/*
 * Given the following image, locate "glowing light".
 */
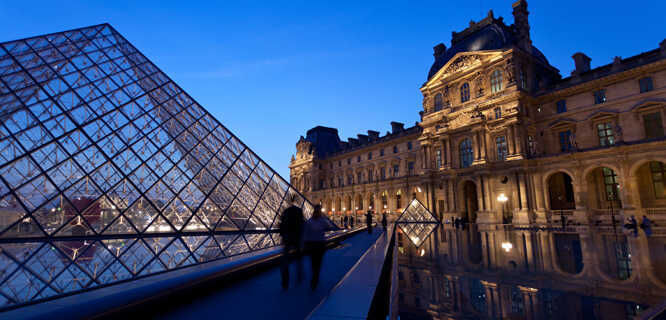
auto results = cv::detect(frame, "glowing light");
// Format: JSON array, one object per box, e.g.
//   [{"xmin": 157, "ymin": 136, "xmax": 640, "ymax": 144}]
[
  {"xmin": 417, "ymin": 187, "xmax": 422, "ymax": 193},
  {"xmin": 501, "ymin": 241, "xmax": 513, "ymax": 252},
  {"xmin": 497, "ymin": 193, "xmax": 508, "ymax": 203},
  {"xmin": 420, "ymin": 249, "xmax": 425, "ymax": 256}
]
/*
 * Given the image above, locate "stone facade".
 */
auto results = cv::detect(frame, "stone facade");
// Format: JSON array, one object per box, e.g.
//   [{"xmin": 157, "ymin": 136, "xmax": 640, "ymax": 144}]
[{"xmin": 290, "ymin": 0, "xmax": 666, "ymax": 229}]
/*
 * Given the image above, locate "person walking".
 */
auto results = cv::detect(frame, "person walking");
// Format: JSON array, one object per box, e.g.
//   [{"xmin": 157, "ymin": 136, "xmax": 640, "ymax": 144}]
[
  {"xmin": 381, "ymin": 212, "xmax": 387, "ymax": 229},
  {"xmin": 344, "ymin": 215, "xmax": 349, "ymax": 229},
  {"xmin": 278, "ymin": 194, "xmax": 305, "ymax": 290},
  {"xmin": 366, "ymin": 210, "xmax": 373, "ymax": 234},
  {"xmin": 304, "ymin": 204, "xmax": 339, "ymax": 290},
  {"xmin": 640, "ymin": 215, "xmax": 653, "ymax": 237}
]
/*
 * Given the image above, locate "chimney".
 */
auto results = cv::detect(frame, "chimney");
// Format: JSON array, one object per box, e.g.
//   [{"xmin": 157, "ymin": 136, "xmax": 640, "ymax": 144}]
[
  {"xmin": 572, "ymin": 52, "xmax": 591, "ymax": 75},
  {"xmin": 367, "ymin": 130, "xmax": 380, "ymax": 140},
  {"xmin": 433, "ymin": 43, "xmax": 446, "ymax": 57},
  {"xmin": 512, "ymin": 0, "xmax": 531, "ymax": 50},
  {"xmin": 390, "ymin": 121, "xmax": 405, "ymax": 134},
  {"xmin": 348, "ymin": 138, "xmax": 359, "ymax": 147},
  {"xmin": 357, "ymin": 134, "xmax": 369, "ymax": 144}
]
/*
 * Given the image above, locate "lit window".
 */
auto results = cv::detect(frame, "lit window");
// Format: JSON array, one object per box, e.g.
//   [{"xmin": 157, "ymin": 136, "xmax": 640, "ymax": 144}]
[
  {"xmin": 639, "ymin": 77, "xmax": 654, "ymax": 93},
  {"xmin": 597, "ymin": 122, "xmax": 615, "ymax": 146},
  {"xmin": 643, "ymin": 112, "xmax": 664, "ymax": 139},
  {"xmin": 602, "ymin": 167, "xmax": 619, "ymax": 200},
  {"xmin": 594, "ymin": 89, "xmax": 607, "ymax": 104},
  {"xmin": 556, "ymin": 100, "xmax": 566, "ymax": 113},
  {"xmin": 434, "ymin": 93, "xmax": 443, "ymax": 111},
  {"xmin": 436, "ymin": 149, "xmax": 442, "ymax": 168},
  {"xmin": 490, "ymin": 69, "xmax": 503, "ymax": 93},
  {"xmin": 496, "ymin": 136, "xmax": 508, "ymax": 161},
  {"xmin": 559, "ymin": 130, "xmax": 573, "ymax": 152},
  {"xmin": 650, "ymin": 161, "xmax": 666, "ymax": 198},
  {"xmin": 460, "ymin": 83, "xmax": 470, "ymax": 103},
  {"xmin": 494, "ymin": 107, "xmax": 502, "ymax": 119},
  {"xmin": 459, "ymin": 138, "xmax": 473, "ymax": 168}
]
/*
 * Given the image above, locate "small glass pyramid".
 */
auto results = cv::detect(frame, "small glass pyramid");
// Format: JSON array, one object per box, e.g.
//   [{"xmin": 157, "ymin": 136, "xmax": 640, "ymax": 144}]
[
  {"xmin": 396, "ymin": 199, "xmax": 438, "ymax": 247},
  {"xmin": 0, "ymin": 23, "xmax": 312, "ymax": 310}
]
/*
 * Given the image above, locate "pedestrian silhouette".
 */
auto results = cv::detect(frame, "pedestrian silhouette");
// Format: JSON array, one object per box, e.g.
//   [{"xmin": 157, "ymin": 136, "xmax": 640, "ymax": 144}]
[
  {"xmin": 640, "ymin": 215, "xmax": 653, "ymax": 237},
  {"xmin": 366, "ymin": 210, "xmax": 373, "ymax": 234},
  {"xmin": 382, "ymin": 212, "xmax": 387, "ymax": 229},
  {"xmin": 344, "ymin": 215, "xmax": 349, "ymax": 228},
  {"xmin": 304, "ymin": 204, "xmax": 339, "ymax": 290},
  {"xmin": 278, "ymin": 194, "xmax": 305, "ymax": 290}
]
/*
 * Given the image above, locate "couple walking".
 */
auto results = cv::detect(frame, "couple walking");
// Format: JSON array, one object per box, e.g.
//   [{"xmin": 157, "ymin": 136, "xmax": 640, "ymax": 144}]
[{"xmin": 279, "ymin": 195, "xmax": 338, "ymax": 290}]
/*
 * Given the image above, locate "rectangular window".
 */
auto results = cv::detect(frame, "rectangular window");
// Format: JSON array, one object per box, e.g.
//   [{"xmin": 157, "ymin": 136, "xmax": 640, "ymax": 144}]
[
  {"xmin": 496, "ymin": 136, "xmax": 508, "ymax": 160},
  {"xmin": 602, "ymin": 167, "xmax": 619, "ymax": 201},
  {"xmin": 644, "ymin": 112, "xmax": 664, "ymax": 139},
  {"xmin": 380, "ymin": 148, "xmax": 384, "ymax": 156},
  {"xmin": 347, "ymin": 175, "xmax": 353, "ymax": 185},
  {"xmin": 408, "ymin": 161, "xmax": 415, "ymax": 175},
  {"xmin": 380, "ymin": 167, "xmax": 386, "ymax": 180},
  {"xmin": 357, "ymin": 156, "xmax": 360, "ymax": 163},
  {"xmin": 597, "ymin": 122, "xmax": 615, "ymax": 146},
  {"xmin": 347, "ymin": 158, "xmax": 351, "ymax": 165},
  {"xmin": 368, "ymin": 152, "xmax": 372, "ymax": 160},
  {"xmin": 368, "ymin": 169, "xmax": 373, "ymax": 182},
  {"xmin": 556, "ymin": 99, "xmax": 567, "ymax": 113},
  {"xmin": 594, "ymin": 89, "xmax": 607, "ymax": 104},
  {"xmin": 393, "ymin": 165, "xmax": 399, "ymax": 177},
  {"xmin": 494, "ymin": 107, "xmax": 502, "ymax": 119},
  {"xmin": 407, "ymin": 141, "xmax": 413, "ymax": 150},
  {"xmin": 528, "ymin": 135, "xmax": 535, "ymax": 156},
  {"xmin": 650, "ymin": 162, "xmax": 666, "ymax": 199},
  {"xmin": 559, "ymin": 130, "xmax": 573, "ymax": 152},
  {"xmin": 338, "ymin": 161, "xmax": 341, "ymax": 167},
  {"xmin": 393, "ymin": 145, "xmax": 398, "ymax": 153},
  {"xmin": 436, "ymin": 149, "xmax": 442, "ymax": 168},
  {"xmin": 639, "ymin": 77, "xmax": 654, "ymax": 93},
  {"xmin": 357, "ymin": 172, "xmax": 362, "ymax": 184}
]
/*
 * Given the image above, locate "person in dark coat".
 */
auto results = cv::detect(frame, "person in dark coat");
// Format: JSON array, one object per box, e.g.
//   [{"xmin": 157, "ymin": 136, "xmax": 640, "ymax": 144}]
[
  {"xmin": 381, "ymin": 212, "xmax": 387, "ymax": 229},
  {"xmin": 344, "ymin": 215, "xmax": 349, "ymax": 228},
  {"xmin": 303, "ymin": 204, "xmax": 339, "ymax": 290},
  {"xmin": 640, "ymin": 215, "xmax": 652, "ymax": 237},
  {"xmin": 366, "ymin": 210, "xmax": 373, "ymax": 234},
  {"xmin": 278, "ymin": 195, "xmax": 305, "ymax": 290},
  {"xmin": 350, "ymin": 215, "xmax": 354, "ymax": 228}
]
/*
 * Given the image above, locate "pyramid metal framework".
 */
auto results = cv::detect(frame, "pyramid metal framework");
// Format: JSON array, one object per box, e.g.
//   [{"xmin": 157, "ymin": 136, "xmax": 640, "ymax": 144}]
[
  {"xmin": 0, "ymin": 23, "xmax": 313, "ymax": 310},
  {"xmin": 396, "ymin": 199, "xmax": 439, "ymax": 247}
]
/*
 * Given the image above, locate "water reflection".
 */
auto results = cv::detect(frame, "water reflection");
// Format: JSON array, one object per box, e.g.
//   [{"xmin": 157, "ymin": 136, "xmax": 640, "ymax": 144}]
[{"xmin": 397, "ymin": 224, "xmax": 663, "ymax": 319}]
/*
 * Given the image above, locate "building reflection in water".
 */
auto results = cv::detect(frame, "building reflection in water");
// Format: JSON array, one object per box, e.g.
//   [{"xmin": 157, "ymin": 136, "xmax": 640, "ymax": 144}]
[{"xmin": 397, "ymin": 224, "xmax": 663, "ymax": 319}]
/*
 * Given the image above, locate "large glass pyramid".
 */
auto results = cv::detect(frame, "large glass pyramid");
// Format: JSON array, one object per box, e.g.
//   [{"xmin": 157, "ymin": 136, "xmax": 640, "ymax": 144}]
[
  {"xmin": 0, "ymin": 23, "xmax": 312, "ymax": 310},
  {"xmin": 396, "ymin": 199, "xmax": 438, "ymax": 247}
]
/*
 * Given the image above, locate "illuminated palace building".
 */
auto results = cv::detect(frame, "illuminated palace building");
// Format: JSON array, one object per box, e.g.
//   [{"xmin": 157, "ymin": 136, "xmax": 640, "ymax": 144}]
[{"xmin": 290, "ymin": 0, "xmax": 666, "ymax": 228}]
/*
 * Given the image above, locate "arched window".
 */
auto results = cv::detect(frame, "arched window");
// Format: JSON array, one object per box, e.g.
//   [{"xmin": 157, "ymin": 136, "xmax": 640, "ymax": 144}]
[
  {"xmin": 459, "ymin": 138, "xmax": 474, "ymax": 168},
  {"xmin": 460, "ymin": 83, "xmax": 470, "ymax": 103},
  {"xmin": 490, "ymin": 69, "xmax": 503, "ymax": 93},
  {"xmin": 434, "ymin": 93, "xmax": 443, "ymax": 111}
]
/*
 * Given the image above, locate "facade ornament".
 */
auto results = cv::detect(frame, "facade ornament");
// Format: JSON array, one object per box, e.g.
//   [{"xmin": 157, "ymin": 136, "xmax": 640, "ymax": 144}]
[
  {"xmin": 444, "ymin": 54, "xmax": 482, "ymax": 74},
  {"xmin": 474, "ymin": 72, "xmax": 485, "ymax": 97},
  {"xmin": 505, "ymin": 58, "xmax": 516, "ymax": 83}
]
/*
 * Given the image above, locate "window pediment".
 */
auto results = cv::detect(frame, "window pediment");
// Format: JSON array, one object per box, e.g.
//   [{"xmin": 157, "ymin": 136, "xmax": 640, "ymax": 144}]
[{"xmin": 548, "ymin": 118, "xmax": 577, "ymax": 130}]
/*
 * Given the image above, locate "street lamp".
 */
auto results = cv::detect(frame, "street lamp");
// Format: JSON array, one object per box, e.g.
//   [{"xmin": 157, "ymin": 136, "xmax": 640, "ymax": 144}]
[{"xmin": 497, "ymin": 193, "xmax": 508, "ymax": 224}]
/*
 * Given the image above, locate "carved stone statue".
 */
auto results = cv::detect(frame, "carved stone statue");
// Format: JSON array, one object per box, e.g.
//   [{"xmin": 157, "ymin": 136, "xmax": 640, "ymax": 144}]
[{"xmin": 505, "ymin": 58, "xmax": 515, "ymax": 83}]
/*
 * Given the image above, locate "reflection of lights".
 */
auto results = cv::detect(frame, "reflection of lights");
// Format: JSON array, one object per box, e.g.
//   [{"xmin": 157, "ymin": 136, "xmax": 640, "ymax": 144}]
[
  {"xmin": 322, "ymin": 207, "xmax": 326, "ymax": 211},
  {"xmin": 501, "ymin": 241, "xmax": 513, "ymax": 252},
  {"xmin": 497, "ymin": 193, "xmax": 508, "ymax": 203},
  {"xmin": 411, "ymin": 236, "xmax": 420, "ymax": 244},
  {"xmin": 420, "ymin": 249, "xmax": 425, "ymax": 256},
  {"xmin": 355, "ymin": 207, "xmax": 358, "ymax": 210},
  {"xmin": 417, "ymin": 187, "xmax": 422, "ymax": 193},
  {"xmin": 369, "ymin": 205, "xmax": 373, "ymax": 209},
  {"xmin": 332, "ymin": 208, "xmax": 335, "ymax": 212},
  {"xmin": 383, "ymin": 205, "xmax": 387, "ymax": 209}
]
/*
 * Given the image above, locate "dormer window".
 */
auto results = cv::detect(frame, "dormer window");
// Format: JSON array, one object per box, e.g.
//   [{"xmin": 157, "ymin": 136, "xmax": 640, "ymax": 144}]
[
  {"xmin": 490, "ymin": 69, "xmax": 503, "ymax": 93},
  {"xmin": 460, "ymin": 83, "xmax": 470, "ymax": 103},
  {"xmin": 434, "ymin": 93, "xmax": 443, "ymax": 111},
  {"xmin": 594, "ymin": 89, "xmax": 606, "ymax": 104}
]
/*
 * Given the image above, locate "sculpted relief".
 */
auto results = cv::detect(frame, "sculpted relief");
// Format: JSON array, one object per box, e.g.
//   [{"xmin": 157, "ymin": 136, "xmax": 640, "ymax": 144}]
[{"xmin": 443, "ymin": 54, "xmax": 482, "ymax": 75}]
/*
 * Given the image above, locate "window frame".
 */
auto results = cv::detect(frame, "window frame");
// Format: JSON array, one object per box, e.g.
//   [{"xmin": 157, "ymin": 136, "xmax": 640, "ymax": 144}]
[
  {"xmin": 434, "ymin": 93, "xmax": 443, "ymax": 111},
  {"xmin": 558, "ymin": 129, "xmax": 573, "ymax": 152},
  {"xmin": 642, "ymin": 111, "xmax": 664, "ymax": 139},
  {"xmin": 494, "ymin": 107, "xmax": 502, "ymax": 120},
  {"xmin": 459, "ymin": 138, "xmax": 474, "ymax": 168},
  {"xmin": 556, "ymin": 99, "xmax": 567, "ymax": 113},
  {"xmin": 490, "ymin": 69, "xmax": 503, "ymax": 94},
  {"xmin": 639, "ymin": 77, "xmax": 654, "ymax": 93},
  {"xmin": 460, "ymin": 82, "xmax": 470, "ymax": 103},
  {"xmin": 496, "ymin": 135, "xmax": 508, "ymax": 161},
  {"xmin": 596, "ymin": 121, "xmax": 615, "ymax": 146},
  {"xmin": 594, "ymin": 89, "xmax": 607, "ymax": 104}
]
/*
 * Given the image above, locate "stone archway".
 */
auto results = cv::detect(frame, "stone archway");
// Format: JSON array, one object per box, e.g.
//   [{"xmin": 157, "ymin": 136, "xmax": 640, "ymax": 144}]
[
  {"xmin": 554, "ymin": 233, "xmax": 584, "ymax": 274},
  {"xmin": 462, "ymin": 180, "xmax": 478, "ymax": 223},
  {"xmin": 585, "ymin": 166, "xmax": 621, "ymax": 210},
  {"xmin": 633, "ymin": 160, "xmax": 666, "ymax": 209},
  {"xmin": 547, "ymin": 172, "xmax": 576, "ymax": 210}
]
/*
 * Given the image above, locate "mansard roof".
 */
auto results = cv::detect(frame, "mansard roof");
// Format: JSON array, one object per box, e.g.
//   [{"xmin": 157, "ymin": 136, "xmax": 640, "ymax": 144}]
[{"xmin": 426, "ymin": 11, "xmax": 549, "ymax": 81}]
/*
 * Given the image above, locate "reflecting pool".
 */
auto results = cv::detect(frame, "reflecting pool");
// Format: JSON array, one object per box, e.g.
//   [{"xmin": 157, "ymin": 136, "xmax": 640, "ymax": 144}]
[{"xmin": 396, "ymin": 224, "xmax": 664, "ymax": 319}]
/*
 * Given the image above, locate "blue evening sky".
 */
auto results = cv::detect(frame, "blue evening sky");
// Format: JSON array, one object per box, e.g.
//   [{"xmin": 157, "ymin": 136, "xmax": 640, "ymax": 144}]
[{"xmin": 1, "ymin": 1, "xmax": 663, "ymax": 179}]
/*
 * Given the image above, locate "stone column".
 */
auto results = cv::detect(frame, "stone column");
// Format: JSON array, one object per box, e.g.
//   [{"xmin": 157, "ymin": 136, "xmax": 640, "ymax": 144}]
[
  {"xmin": 513, "ymin": 124, "xmax": 523, "ymax": 155},
  {"xmin": 532, "ymin": 172, "xmax": 548, "ymax": 224},
  {"xmin": 472, "ymin": 133, "xmax": 480, "ymax": 161},
  {"xmin": 449, "ymin": 179, "xmax": 456, "ymax": 212},
  {"xmin": 479, "ymin": 131, "xmax": 487, "ymax": 160},
  {"xmin": 514, "ymin": 172, "xmax": 531, "ymax": 225},
  {"xmin": 445, "ymin": 138, "xmax": 452, "ymax": 167},
  {"xmin": 481, "ymin": 281, "xmax": 501, "ymax": 319},
  {"xmin": 518, "ymin": 286, "xmax": 540, "ymax": 320},
  {"xmin": 507, "ymin": 125, "xmax": 515, "ymax": 155}
]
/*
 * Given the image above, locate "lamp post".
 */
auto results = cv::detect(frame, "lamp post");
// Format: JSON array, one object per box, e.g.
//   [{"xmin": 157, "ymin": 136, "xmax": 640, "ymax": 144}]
[{"xmin": 497, "ymin": 193, "xmax": 508, "ymax": 224}]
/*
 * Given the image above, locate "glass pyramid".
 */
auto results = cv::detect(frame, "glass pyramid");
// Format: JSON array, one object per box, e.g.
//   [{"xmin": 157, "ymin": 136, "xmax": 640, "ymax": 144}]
[
  {"xmin": 396, "ymin": 199, "xmax": 438, "ymax": 247},
  {"xmin": 0, "ymin": 23, "xmax": 312, "ymax": 310}
]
